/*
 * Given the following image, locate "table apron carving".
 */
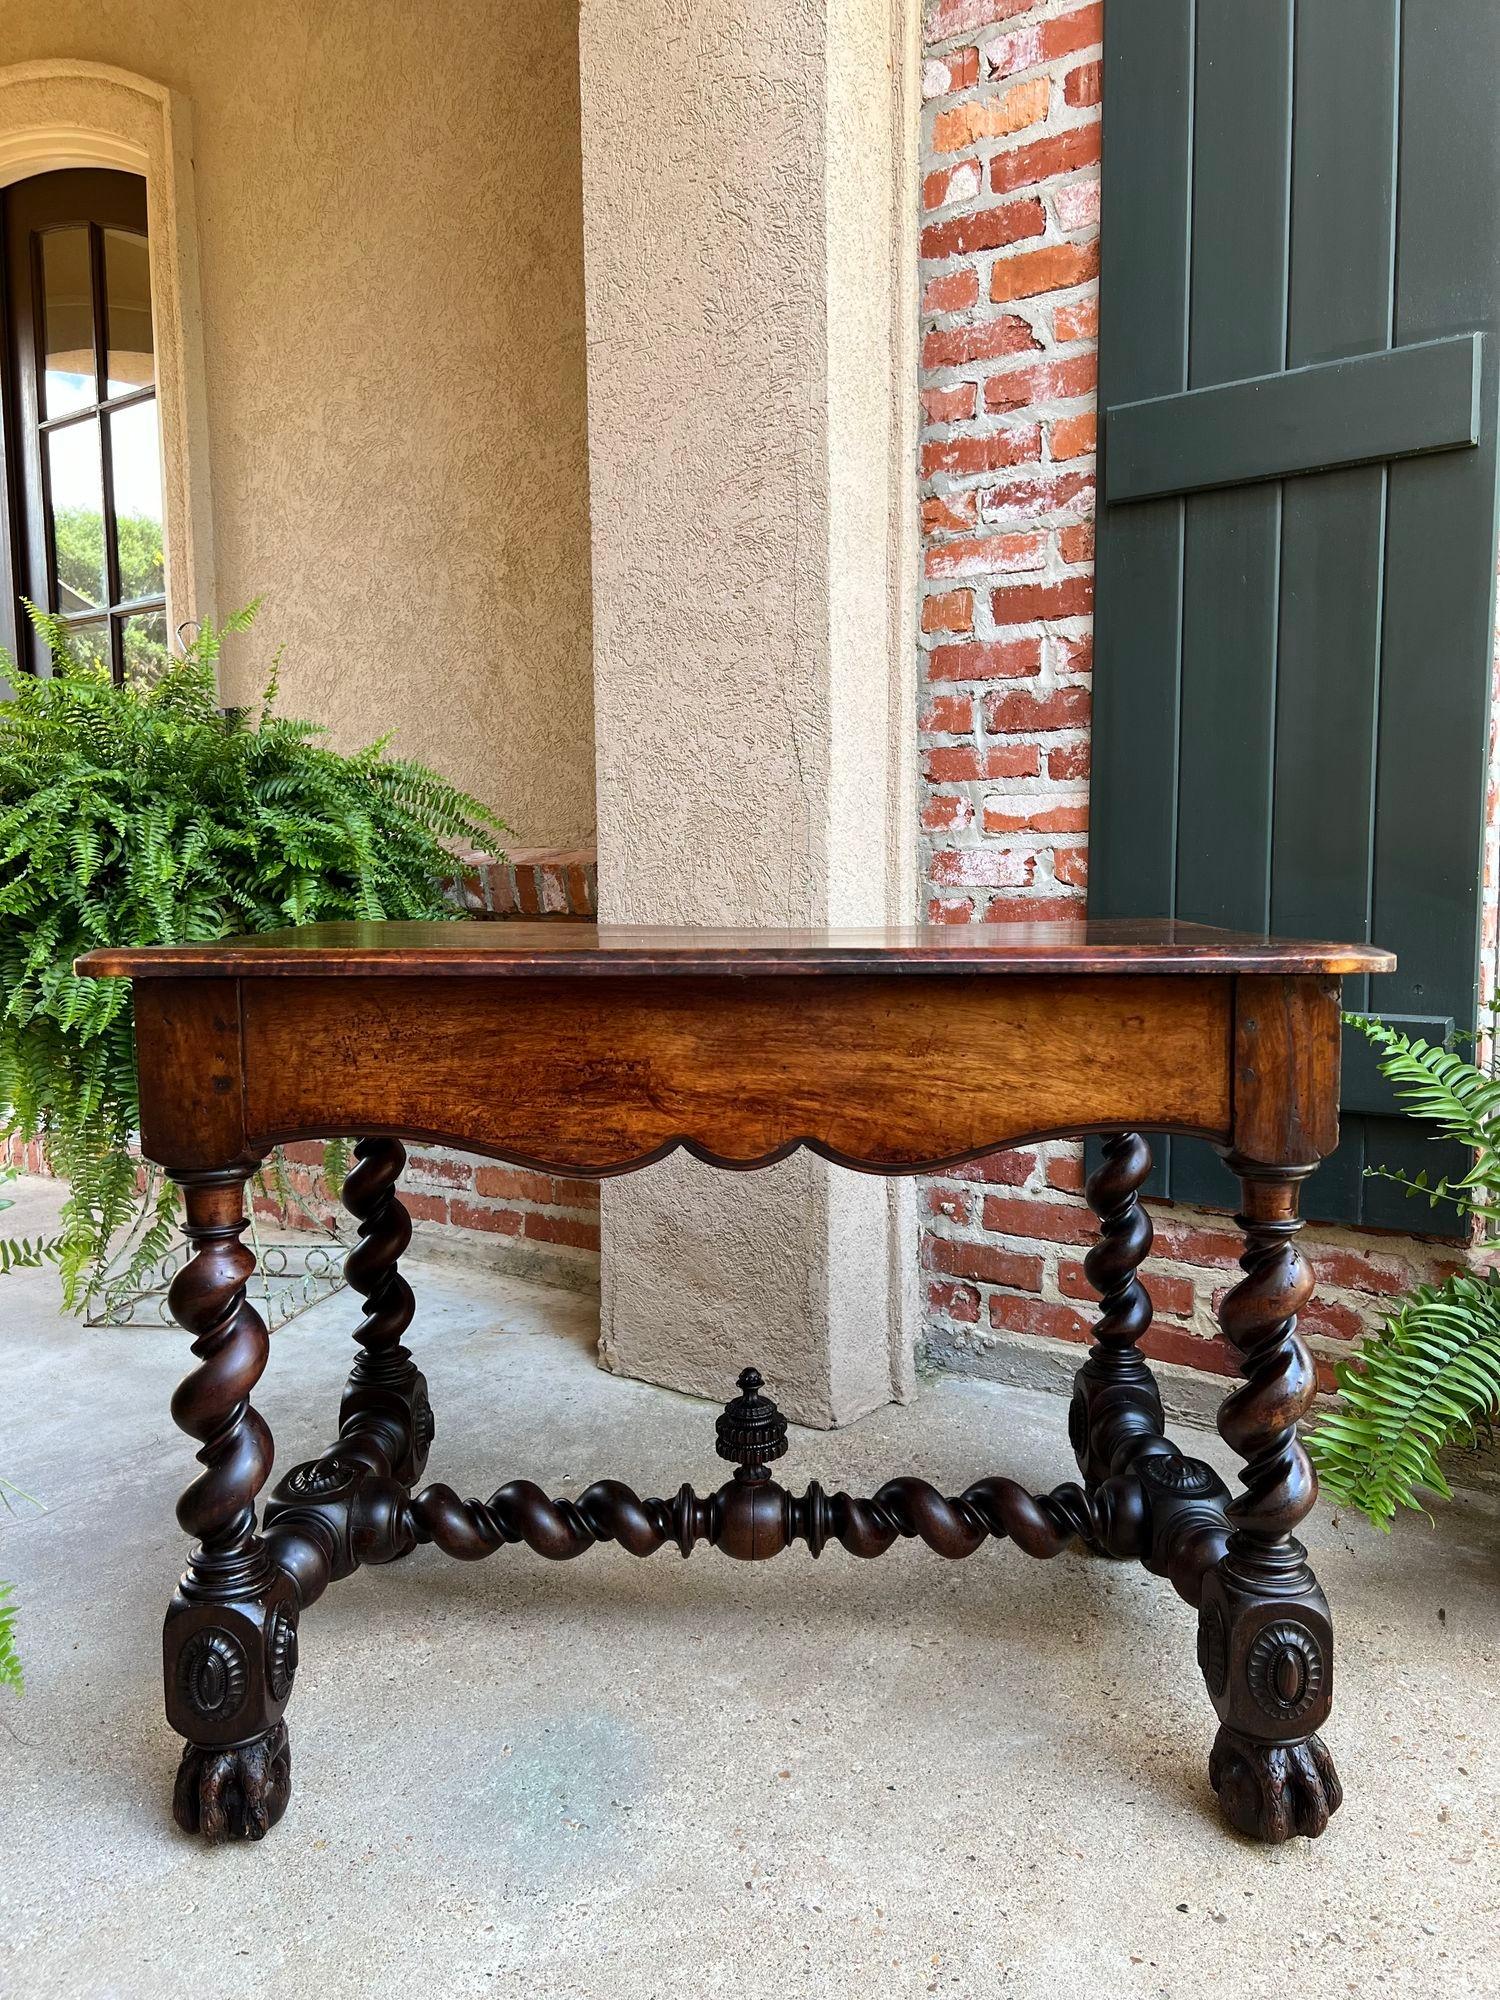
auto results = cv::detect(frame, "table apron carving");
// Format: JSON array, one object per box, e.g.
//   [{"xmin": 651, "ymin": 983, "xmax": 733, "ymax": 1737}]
[
  {"xmin": 132, "ymin": 969, "xmax": 1342, "ymax": 1178},
  {"xmin": 77, "ymin": 921, "xmax": 1389, "ymax": 1851}
]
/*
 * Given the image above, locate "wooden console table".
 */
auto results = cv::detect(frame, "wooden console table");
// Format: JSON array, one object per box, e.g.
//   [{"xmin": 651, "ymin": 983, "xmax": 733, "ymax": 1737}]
[{"xmin": 77, "ymin": 918, "xmax": 1393, "ymax": 1848}]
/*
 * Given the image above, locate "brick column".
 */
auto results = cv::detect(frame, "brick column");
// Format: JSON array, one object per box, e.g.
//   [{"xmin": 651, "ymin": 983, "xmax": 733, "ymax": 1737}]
[{"xmin": 578, "ymin": 0, "xmax": 922, "ymax": 1426}]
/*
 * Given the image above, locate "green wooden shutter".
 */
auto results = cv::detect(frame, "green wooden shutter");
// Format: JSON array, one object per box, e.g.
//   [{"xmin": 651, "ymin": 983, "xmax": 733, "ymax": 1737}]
[{"xmin": 1089, "ymin": 0, "xmax": 1500, "ymax": 1229}]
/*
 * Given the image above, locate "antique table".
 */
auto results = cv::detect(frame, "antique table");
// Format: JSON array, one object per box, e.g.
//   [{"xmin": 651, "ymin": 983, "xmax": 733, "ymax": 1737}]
[{"xmin": 77, "ymin": 917, "xmax": 1394, "ymax": 1847}]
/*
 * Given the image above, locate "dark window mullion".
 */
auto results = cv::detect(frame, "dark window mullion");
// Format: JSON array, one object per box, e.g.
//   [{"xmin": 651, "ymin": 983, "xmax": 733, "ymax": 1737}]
[
  {"xmin": 39, "ymin": 383, "xmax": 155, "ymax": 431},
  {"xmin": 89, "ymin": 219, "xmax": 107, "ymax": 407},
  {"xmin": 99, "ymin": 409, "xmax": 123, "ymax": 678},
  {"xmin": 0, "ymin": 194, "xmax": 19, "ymax": 669},
  {"xmin": 36, "ymin": 405, "xmax": 101, "ymax": 436},
  {"xmin": 22, "ymin": 223, "xmax": 50, "ymax": 646},
  {"xmin": 90, "ymin": 219, "xmax": 126, "ymax": 682}
]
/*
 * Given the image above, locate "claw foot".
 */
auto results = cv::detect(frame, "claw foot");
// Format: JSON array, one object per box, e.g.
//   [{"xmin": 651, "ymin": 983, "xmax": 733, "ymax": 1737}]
[
  {"xmin": 172, "ymin": 1721, "xmax": 292, "ymax": 1842},
  {"xmin": 1209, "ymin": 1724, "xmax": 1342, "ymax": 1842}
]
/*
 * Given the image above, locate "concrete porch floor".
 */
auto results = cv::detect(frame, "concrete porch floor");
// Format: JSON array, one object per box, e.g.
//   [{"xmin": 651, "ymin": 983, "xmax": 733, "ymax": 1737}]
[{"xmin": 1, "ymin": 1176, "xmax": 1497, "ymax": 1999}]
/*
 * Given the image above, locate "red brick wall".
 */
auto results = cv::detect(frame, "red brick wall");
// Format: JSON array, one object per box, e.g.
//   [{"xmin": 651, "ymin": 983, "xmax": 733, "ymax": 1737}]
[
  {"xmin": 261, "ymin": 1143, "xmax": 600, "ymax": 1289},
  {"xmin": 3, "ymin": 1134, "xmax": 601, "ymax": 1292},
  {"xmin": 456, "ymin": 847, "xmax": 598, "ymax": 918},
  {"xmin": 915, "ymin": 0, "xmax": 1473, "ymax": 1397},
  {"xmin": 267, "ymin": 848, "xmax": 602, "ymax": 1284},
  {"xmin": 919, "ymin": 0, "xmax": 1099, "ymax": 936}
]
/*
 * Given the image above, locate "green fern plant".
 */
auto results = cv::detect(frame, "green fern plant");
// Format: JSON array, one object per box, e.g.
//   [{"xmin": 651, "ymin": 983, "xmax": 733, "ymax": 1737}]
[
  {"xmin": 0, "ymin": 601, "xmax": 506, "ymax": 1311},
  {"xmin": 0, "ymin": 1158, "xmax": 62, "ymax": 1276},
  {"xmin": 0, "ymin": 1585, "xmax": 20, "ymax": 1695},
  {"xmin": 1307, "ymin": 1012, "xmax": 1500, "ymax": 1528}
]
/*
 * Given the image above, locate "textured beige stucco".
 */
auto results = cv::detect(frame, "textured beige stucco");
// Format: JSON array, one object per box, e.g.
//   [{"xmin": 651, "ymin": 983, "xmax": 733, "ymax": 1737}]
[
  {"xmin": 580, "ymin": 0, "xmax": 922, "ymax": 1427},
  {"xmin": 3, "ymin": 5, "xmax": 595, "ymax": 846}
]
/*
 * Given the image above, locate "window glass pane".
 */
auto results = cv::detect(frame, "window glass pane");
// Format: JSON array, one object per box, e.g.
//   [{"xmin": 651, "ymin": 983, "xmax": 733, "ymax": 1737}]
[
  {"xmin": 47, "ymin": 419, "xmax": 107, "ymax": 611},
  {"xmin": 61, "ymin": 619, "xmax": 109, "ymax": 676},
  {"xmin": 121, "ymin": 608, "xmax": 170, "ymax": 687},
  {"xmin": 41, "ymin": 226, "xmax": 96, "ymax": 417},
  {"xmin": 104, "ymin": 228, "xmax": 154, "ymax": 396},
  {"xmin": 109, "ymin": 399, "xmax": 165, "ymax": 601}
]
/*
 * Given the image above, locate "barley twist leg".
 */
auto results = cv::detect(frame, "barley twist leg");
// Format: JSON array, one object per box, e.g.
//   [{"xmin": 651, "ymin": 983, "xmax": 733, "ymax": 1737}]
[
  {"xmin": 1198, "ymin": 1158, "xmax": 1341, "ymax": 1842},
  {"xmin": 163, "ymin": 1168, "xmax": 297, "ymax": 1842}
]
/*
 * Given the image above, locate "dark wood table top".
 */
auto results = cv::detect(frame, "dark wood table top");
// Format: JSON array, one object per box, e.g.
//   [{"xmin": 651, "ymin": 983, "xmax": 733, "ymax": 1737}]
[{"xmin": 77, "ymin": 917, "xmax": 1395, "ymax": 980}]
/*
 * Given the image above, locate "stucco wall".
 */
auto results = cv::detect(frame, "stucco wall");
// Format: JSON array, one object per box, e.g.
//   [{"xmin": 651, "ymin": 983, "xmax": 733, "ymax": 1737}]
[
  {"xmin": 579, "ymin": 0, "xmax": 923, "ymax": 1427},
  {"xmin": 4, "ymin": 1, "xmax": 595, "ymax": 847}
]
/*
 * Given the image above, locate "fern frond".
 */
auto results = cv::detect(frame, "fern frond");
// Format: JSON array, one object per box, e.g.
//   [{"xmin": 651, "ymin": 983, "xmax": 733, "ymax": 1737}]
[
  {"xmin": 0, "ymin": 1585, "xmax": 21, "ymax": 1695},
  {"xmin": 1350, "ymin": 1016, "xmax": 1500, "ymax": 1173},
  {"xmin": 1308, "ymin": 1272, "xmax": 1500, "ymax": 1529},
  {"xmin": 0, "ymin": 1232, "xmax": 63, "ymax": 1273},
  {"xmin": 1307, "ymin": 1014, "xmax": 1500, "ymax": 1527}
]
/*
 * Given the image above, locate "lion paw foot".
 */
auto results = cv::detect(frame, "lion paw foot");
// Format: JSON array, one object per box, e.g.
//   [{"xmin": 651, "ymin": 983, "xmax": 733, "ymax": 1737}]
[
  {"xmin": 172, "ymin": 1721, "xmax": 291, "ymax": 1842},
  {"xmin": 1209, "ymin": 1725, "xmax": 1342, "ymax": 1842}
]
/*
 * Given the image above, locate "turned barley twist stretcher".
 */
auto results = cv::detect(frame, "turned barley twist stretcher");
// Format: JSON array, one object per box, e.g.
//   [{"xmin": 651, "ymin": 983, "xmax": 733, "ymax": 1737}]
[{"xmin": 76, "ymin": 917, "xmax": 1393, "ymax": 1846}]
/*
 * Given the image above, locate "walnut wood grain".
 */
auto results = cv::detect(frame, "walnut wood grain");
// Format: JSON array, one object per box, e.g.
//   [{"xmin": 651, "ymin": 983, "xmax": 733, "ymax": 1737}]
[
  {"xmin": 132, "ymin": 981, "xmax": 256, "ymax": 1172},
  {"xmin": 1230, "ymin": 975, "xmax": 1343, "ymax": 1165},
  {"xmin": 214, "ymin": 972, "xmax": 1237, "ymax": 1178},
  {"xmin": 75, "ymin": 916, "xmax": 1396, "ymax": 980}
]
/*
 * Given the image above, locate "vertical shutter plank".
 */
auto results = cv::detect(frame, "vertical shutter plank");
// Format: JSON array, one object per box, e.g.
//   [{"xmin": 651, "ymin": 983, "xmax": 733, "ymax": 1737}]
[
  {"xmin": 1364, "ymin": 0, "xmax": 1500, "ymax": 1230},
  {"xmin": 1175, "ymin": 0, "xmax": 1293, "ymax": 932},
  {"xmin": 1092, "ymin": 0, "xmax": 1194, "ymax": 919},
  {"xmin": 1171, "ymin": 0, "xmax": 1293, "ymax": 1206},
  {"xmin": 1090, "ymin": 0, "xmax": 1195, "ymax": 1198},
  {"xmin": 1090, "ymin": 0, "xmax": 1500, "ymax": 1237},
  {"xmin": 1270, "ymin": 0, "xmax": 1399, "ymax": 1221}
]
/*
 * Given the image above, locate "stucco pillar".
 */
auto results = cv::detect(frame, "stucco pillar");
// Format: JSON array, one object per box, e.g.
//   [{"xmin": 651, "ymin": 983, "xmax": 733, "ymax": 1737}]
[{"xmin": 578, "ymin": 0, "xmax": 921, "ymax": 1427}]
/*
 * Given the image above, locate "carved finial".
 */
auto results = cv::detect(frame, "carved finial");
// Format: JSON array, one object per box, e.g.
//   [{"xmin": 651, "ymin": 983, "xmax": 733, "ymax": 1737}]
[{"xmin": 715, "ymin": 1365, "xmax": 788, "ymax": 1472}]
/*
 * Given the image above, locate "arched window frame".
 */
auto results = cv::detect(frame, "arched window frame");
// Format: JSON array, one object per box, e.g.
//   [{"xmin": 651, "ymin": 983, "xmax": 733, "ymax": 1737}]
[
  {"xmin": 4, "ymin": 166, "xmax": 168, "ymax": 680},
  {"xmin": 0, "ymin": 61, "xmax": 215, "ymax": 680}
]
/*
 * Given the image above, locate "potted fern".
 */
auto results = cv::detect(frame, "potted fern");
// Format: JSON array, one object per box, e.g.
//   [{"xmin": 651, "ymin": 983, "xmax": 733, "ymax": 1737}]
[
  {"xmin": 0, "ymin": 602, "xmax": 507, "ymax": 1313},
  {"xmin": 1308, "ymin": 1014, "xmax": 1500, "ymax": 1528}
]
